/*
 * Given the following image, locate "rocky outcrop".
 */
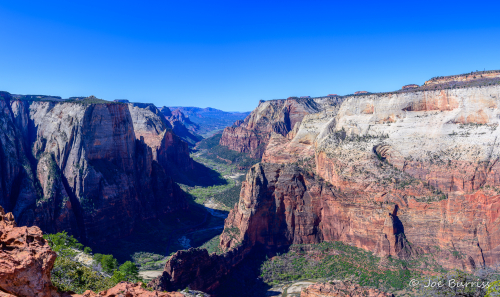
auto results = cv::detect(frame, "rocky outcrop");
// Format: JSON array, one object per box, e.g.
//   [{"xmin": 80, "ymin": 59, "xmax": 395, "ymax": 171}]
[
  {"xmin": 0, "ymin": 95, "xmax": 187, "ymax": 244},
  {"xmin": 80, "ymin": 282, "xmax": 183, "ymax": 297},
  {"xmin": 148, "ymin": 246, "xmax": 250, "ymax": 294},
  {"xmin": 300, "ymin": 282, "xmax": 393, "ymax": 297},
  {"xmin": 0, "ymin": 206, "xmax": 59, "ymax": 297},
  {"xmin": 220, "ymin": 97, "xmax": 343, "ymax": 159},
  {"xmin": 0, "ymin": 205, "xmax": 187, "ymax": 297}
]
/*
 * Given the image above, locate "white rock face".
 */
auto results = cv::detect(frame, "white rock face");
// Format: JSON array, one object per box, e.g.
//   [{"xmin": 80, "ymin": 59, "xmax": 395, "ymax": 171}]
[{"xmin": 263, "ymin": 85, "xmax": 500, "ymax": 194}]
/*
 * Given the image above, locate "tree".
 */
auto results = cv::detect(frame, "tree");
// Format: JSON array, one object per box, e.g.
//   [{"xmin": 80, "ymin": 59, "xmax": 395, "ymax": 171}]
[
  {"xmin": 110, "ymin": 261, "xmax": 141, "ymax": 283},
  {"xmin": 119, "ymin": 261, "xmax": 139, "ymax": 280},
  {"xmin": 93, "ymin": 254, "xmax": 118, "ymax": 274}
]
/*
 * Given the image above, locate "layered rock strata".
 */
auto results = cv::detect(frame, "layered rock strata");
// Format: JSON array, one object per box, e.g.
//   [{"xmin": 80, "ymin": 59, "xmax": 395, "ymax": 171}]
[
  {"xmin": 147, "ymin": 76, "xmax": 500, "ymax": 294},
  {"xmin": 129, "ymin": 103, "xmax": 194, "ymax": 171},
  {"xmin": 0, "ymin": 94, "xmax": 187, "ymax": 243},
  {"xmin": 220, "ymin": 97, "xmax": 343, "ymax": 159},
  {"xmin": 225, "ymin": 85, "xmax": 500, "ymax": 269}
]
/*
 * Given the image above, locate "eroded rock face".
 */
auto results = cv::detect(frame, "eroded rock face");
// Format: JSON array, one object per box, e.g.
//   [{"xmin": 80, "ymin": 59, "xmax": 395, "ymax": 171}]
[
  {"xmin": 0, "ymin": 206, "xmax": 58, "ymax": 297},
  {"xmin": 222, "ymin": 85, "xmax": 500, "ymax": 271},
  {"xmin": 300, "ymin": 282, "xmax": 393, "ymax": 297},
  {"xmin": 128, "ymin": 103, "xmax": 194, "ymax": 172},
  {"xmin": 0, "ymin": 205, "xmax": 184, "ymax": 297},
  {"xmin": 0, "ymin": 96, "xmax": 187, "ymax": 244},
  {"xmin": 148, "ymin": 247, "xmax": 250, "ymax": 294},
  {"xmin": 219, "ymin": 97, "xmax": 343, "ymax": 159}
]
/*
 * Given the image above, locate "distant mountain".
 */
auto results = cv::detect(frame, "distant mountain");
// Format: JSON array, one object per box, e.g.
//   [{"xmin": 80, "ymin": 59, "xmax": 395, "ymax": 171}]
[
  {"xmin": 168, "ymin": 107, "xmax": 251, "ymax": 137},
  {"xmin": 158, "ymin": 106, "xmax": 203, "ymax": 146}
]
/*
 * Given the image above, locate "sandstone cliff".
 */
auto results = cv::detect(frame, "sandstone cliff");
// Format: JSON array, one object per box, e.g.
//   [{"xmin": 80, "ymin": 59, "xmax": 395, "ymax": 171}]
[
  {"xmin": 222, "ymin": 84, "xmax": 500, "ymax": 271},
  {"xmin": 142, "ymin": 74, "xmax": 500, "ymax": 295},
  {"xmin": 219, "ymin": 97, "xmax": 343, "ymax": 159},
  {"xmin": 0, "ymin": 94, "xmax": 188, "ymax": 244},
  {"xmin": 158, "ymin": 106, "xmax": 202, "ymax": 146},
  {"xmin": 129, "ymin": 103, "xmax": 194, "ymax": 171}
]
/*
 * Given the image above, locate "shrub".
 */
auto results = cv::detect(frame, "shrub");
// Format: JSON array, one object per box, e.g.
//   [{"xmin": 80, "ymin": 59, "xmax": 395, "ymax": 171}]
[
  {"xmin": 93, "ymin": 254, "xmax": 118, "ymax": 274},
  {"xmin": 51, "ymin": 254, "xmax": 115, "ymax": 294}
]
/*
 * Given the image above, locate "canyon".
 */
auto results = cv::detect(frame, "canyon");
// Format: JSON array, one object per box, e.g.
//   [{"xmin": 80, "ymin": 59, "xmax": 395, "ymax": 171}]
[
  {"xmin": 3, "ymin": 71, "xmax": 500, "ymax": 296},
  {"xmin": 150, "ymin": 75, "xmax": 500, "ymax": 295}
]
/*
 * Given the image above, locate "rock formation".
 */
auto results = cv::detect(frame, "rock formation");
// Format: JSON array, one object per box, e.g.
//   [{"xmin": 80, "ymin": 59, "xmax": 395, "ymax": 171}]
[
  {"xmin": 0, "ymin": 204, "xmax": 188, "ymax": 297},
  {"xmin": 0, "ymin": 206, "xmax": 59, "ymax": 296},
  {"xmin": 158, "ymin": 107, "xmax": 202, "ymax": 146},
  {"xmin": 0, "ymin": 94, "xmax": 188, "ymax": 244},
  {"xmin": 300, "ymin": 282, "xmax": 393, "ymax": 297},
  {"xmin": 424, "ymin": 70, "xmax": 500, "ymax": 86},
  {"xmin": 220, "ymin": 97, "xmax": 343, "ymax": 159},
  {"xmin": 153, "ymin": 74, "xmax": 500, "ymax": 293},
  {"xmin": 222, "ymin": 84, "xmax": 500, "ymax": 270},
  {"xmin": 148, "ymin": 246, "xmax": 250, "ymax": 293},
  {"xmin": 129, "ymin": 103, "xmax": 194, "ymax": 171},
  {"xmin": 80, "ymin": 282, "xmax": 183, "ymax": 297}
]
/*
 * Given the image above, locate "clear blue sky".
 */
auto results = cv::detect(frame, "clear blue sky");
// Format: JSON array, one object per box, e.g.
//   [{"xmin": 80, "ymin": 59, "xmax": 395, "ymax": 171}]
[{"xmin": 1, "ymin": 1, "xmax": 499, "ymax": 112}]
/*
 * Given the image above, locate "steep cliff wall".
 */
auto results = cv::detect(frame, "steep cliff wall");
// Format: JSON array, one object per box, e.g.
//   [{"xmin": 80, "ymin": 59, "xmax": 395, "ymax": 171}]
[
  {"xmin": 0, "ymin": 95, "xmax": 188, "ymax": 244},
  {"xmin": 145, "ymin": 76, "xmax": 500, "ymax": 294},
  {"xmin": 222, "ymin": 85, "xmax": 500, "ymax": 272},
  {"xmin": 129, "ymin": 103, "xmax": 194, "ymax": 172},
  {"xmin": 219, "ymin": 97, "xmax": 342, "ymax": 159}
]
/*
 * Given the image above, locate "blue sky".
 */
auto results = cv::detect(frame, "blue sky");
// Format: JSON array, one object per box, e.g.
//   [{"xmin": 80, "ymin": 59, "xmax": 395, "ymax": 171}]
[{"xmin": 1, "ymin": 1, "xmax": 499, "ymax": 111}]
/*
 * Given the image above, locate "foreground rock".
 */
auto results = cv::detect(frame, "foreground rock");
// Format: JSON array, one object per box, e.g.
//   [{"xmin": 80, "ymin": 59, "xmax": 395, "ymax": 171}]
[
  {"xmin": 148, "ymin": 247, "xmax": 250, "ymax": 293},
  {"xmin": 80, "ymin": 282, "xmax": 183, "ymax": 297},
  {"xmin": 0, "ymin": 205, "xmax": 187, "ymax": 297},
  {"xmin": 301, "ymin": 282, "xmax": 393, "ymax": 297},
  {"xmin": 0, "ymin": 205, "xmax": 59, "ymax": 296}
]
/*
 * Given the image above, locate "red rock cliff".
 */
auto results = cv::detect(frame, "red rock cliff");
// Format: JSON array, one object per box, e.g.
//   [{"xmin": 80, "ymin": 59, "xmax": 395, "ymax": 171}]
[
  {"xmin": 0, "ymin": 95, "xmax": 187, "ymax": 244},
  {"xmin": 219, "ymin": 98, "xmax": 335, "ymax": 159}
]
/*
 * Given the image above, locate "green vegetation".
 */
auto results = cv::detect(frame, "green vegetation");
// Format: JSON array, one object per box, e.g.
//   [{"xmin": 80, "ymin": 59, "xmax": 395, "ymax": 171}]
[
  {"xmin": 44, "ymin": 232, "xmax": 142, "ymax": 293},
  {"xmin": 183, "ymin": 174, "xmax": 245, "ymax": 208},
  {"xmin": 65, "ymin": 96, "xmax": 121, "ymax": 105},
  {"xmin": 199, "ymin": 235, "xmax": 222, "ymax": 255},
  {"xmin": 50, "ymin": 256, "xmax": 115, "ymax": 293},
  {"xmin": 181, "ymin": 133, "xmax": 258, "ymax": 208},
  {"xmin": 259, "ymin": 241, "xmax": 441, "ymax": 293},
  {"xmin": 196, "ymin": 133, "xmax": 260, "ymax": 169}
]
